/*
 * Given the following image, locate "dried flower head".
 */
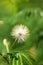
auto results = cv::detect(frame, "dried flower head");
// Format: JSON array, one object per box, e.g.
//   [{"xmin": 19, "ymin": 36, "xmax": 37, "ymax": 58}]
[
  {"xmin": 29, "ymin": 47, "xmax": 36, "ymax": 56},
  {"xmin": 40, "ymin": 11, "xmax": 43, "ymax": 16},
  {"xmin": 11, "ymin": 24, "xmax": 30, "ymax": 43},
  {"xmin": 3, "ymin": 39, "xmax": 9, "ymax": 46},
  {"xmin": 0, "ymin": 20, "xmax": 4, "ymax": 25},
  {"xmin": 3, "ymin": 39, "xmax": 9, "ymax": 53}
]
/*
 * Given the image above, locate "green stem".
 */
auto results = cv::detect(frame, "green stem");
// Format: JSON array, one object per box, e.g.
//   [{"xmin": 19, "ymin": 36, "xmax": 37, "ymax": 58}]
[
  {"xmin": 19, "ymin": 53, "xmax": 23, "ymax": 65},
  {"xmin": 11, "ymin": 38, "xmax": 17, "ymax": 48},
  {"xmin": 6, "ymin": 45, "xmax": 9, "ymax": 53},
  {"xmin": 21, "ymin": 53, "xmax": 32, "ymax": 65},
  {"xmin": 12, "ymin": 58, "xmax": 15, "ymax": 65},
  {"xmin": 16, "ymin": 53, "xmax": 19, "ymax": 65},
  {"xmin": 6, "ymin": 45, "xmax": 10, "ymax": 64}
]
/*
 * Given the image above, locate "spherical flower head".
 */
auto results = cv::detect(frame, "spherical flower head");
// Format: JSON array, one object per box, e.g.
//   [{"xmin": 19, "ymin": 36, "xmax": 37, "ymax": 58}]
[{"xmin": 11, "ymin": 24, "xmax": 30, "ymax": 43}]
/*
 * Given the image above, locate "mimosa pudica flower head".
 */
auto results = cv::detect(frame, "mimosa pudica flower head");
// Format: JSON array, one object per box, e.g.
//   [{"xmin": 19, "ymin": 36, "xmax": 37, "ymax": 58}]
[{"xmin": 11, "ymin": 24, "xmax": 30, "ymax": 43}]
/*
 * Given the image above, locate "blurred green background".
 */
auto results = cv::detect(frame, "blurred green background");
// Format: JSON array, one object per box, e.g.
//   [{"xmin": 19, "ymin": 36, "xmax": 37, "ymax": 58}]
[{"xmin": 0, "ymin": 0, "xmax": 43, "ymax": 65}]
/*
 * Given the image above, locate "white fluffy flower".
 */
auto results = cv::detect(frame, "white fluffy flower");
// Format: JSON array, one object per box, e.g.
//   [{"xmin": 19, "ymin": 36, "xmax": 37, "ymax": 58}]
[{"xmin": 11, "ymin": 24, "xmax": 30, "ymax": 43}]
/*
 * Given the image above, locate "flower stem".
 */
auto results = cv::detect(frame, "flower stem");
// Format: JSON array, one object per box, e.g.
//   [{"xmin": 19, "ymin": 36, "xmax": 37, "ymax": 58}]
[
  {"xmin": 6, "ymin": 45, "xmax": 10, "ymax": 64},
  {"xmin": 21, "ymin": 53, "xmax": 32, "ymax": 65},
  {"xmin": 12, "ymin": 58, "xmax": 15, "ymax": 65},
  {"xmin": 19, "ymin": 53, "xmax": 23, "ymax": 65},
  {"xmin": 16, "ymin": 53, "xmax": 19, "ymax": 65},
  {"xmin": 6, "ymin": 45, "xmax": 9, "ymax": 53},
  {"xmin": 11, "ymin": 38, "xmax": 17, "ymax": 48}
]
